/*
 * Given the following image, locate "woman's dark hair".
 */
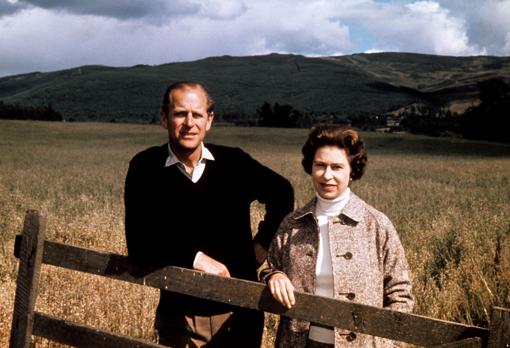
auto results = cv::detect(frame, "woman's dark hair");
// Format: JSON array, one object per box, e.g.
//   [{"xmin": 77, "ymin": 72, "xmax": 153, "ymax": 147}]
[{"xmin": 301, "ymin": 124, "xmax": 367, "ymax": 180}]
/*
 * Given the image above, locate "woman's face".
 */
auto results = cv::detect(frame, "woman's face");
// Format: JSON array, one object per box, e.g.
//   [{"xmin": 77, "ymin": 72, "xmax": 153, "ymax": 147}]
[{"xmin": 311, "ymin": 145, "xmax": 352, "ymax": 200}]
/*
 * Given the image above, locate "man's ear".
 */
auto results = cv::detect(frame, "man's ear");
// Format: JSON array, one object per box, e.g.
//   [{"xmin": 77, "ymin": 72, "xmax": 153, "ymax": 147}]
[
  {"xmin": 206, "ymin": 111, "xmax": 214, "ymax": 131},
  {"xmin": 160, "ymin": 111, "xmax": 168, "ymax": 129}
]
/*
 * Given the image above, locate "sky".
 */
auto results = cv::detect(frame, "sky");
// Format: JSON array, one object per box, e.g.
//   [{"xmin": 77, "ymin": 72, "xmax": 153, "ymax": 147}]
[{"xmin": 1, "ymin": 0, "xmax": 510, "ymax": 77}]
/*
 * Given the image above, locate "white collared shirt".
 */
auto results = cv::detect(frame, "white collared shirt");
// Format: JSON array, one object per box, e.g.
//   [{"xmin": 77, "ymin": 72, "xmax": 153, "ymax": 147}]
[{"xmin": 165, "ymin": 143, "xmax": 215, "ymax": 183}]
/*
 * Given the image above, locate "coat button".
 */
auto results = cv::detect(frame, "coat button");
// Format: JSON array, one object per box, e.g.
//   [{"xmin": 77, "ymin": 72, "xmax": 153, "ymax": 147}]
[
  {"xmin": 346, "ymin": 332, "xmax": 357, "ymax": 341},
  {"xmin": 344, "ymin": 252, "xmax": 353, "ymax": 260},
  {"xmin": 346, "ymin": 292, "xmax": 356, "ymax": 300},
  {"xmin": 306, "ymin": 250, "xmax": 313, "ymax": 257}
]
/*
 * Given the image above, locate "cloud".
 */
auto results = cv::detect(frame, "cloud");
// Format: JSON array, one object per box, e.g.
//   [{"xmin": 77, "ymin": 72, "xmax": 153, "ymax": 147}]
[
  {"xmin": 198, "ymin": 0, "xmax": 247, "ymax": 20},
  {"xmin": 0, "ymin": 8, "xmax": 169, "ymax": 76},
  {"xmin": 236, "ymin": 1, "xmax": 351, "ymax": 55},
  {"xmin": 20, "ymin": 0, "xmax": 199, "ymax": 22},
  {"xmin": 0, "ymin": 0, "xmax": 508, "ymax": 77},
  {"xmin": 351, "ymin": 1, "xmax": 485, "ymax": 55},
  {"xmin": 0, "ymin": 1, "xmax": 353, "ymax": 76},
  {"xmin": 0, "ymin": 0, "xmax": 27, "ymax": 17},
  {"xmin": 13, "ymin": 0, "xmax": 250, "ymax": 22},
  {"xmin": 437, "ymin": 0, "xmax": 510, "ymax": 56},
  {"xmin": 401, "ymin": 1, "xmax": 483, "ymax": 55}
]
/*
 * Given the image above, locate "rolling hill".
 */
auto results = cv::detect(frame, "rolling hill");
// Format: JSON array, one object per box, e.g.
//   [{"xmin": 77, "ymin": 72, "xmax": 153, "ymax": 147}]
[{"xmin": 0, "ymin": 52, "xmax": 509, "ymax": 122}]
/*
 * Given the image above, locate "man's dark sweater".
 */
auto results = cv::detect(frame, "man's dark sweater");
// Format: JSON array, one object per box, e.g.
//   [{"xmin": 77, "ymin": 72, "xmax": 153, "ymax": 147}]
[{"xmin": 125, "ymin": 143, "xmax": 294, "ymax": 316}]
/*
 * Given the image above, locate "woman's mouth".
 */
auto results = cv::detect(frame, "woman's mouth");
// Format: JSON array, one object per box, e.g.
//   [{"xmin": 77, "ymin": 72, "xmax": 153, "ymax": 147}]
[{"xmin": 320, "ymin": 183, "xmax": 337, "ymax": 191}]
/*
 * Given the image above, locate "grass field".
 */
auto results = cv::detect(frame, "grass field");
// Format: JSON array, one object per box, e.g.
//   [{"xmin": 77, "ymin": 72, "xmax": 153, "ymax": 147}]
[{"xmin": 1, "ymin": 119, "xmax": 509, "ymax": 347}]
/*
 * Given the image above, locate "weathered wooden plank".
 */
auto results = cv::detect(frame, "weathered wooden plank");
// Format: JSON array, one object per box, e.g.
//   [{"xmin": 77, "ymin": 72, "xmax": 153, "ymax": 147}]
[
  {"xmin": 487, "ymin": 307, "xmax": 510, "ymax": 348},
  {"xmin": 431, "ymin": 337, "xmax": 482, "ymax": 348},
  {"xmin": 33, "ymin": 311, "xmax": 166, "ymax": 348},
  {"xmin": 33, "ymin": 238, "xmax": 489, "ymax": 347},
  {"xmin": 14, "ymin": 234, "xmax": 22, "ymax": 259},
  {"xmin": 9, "ymin": 211, "xmax": 46, "ymax": 348}
]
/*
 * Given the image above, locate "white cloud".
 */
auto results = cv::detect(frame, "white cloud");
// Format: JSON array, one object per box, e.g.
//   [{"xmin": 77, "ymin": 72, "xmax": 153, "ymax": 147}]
[
  {"xmin": 0, "ymin": 0, "xmax": 508, "ymax": 77},
  {"xmin": 405, "ymin": 1, "xmax": 482, "ymax": 55},
  {"xmin": 241, "ymin": 1, "xmax": 351, "ymax": 55},
  {"xmin": 436, "ymin": 0, "xmax": 510, "ymax": 56},
  {"xmin": 0, "ymin": 1, "xmax": 354, "ymax": 76},
  {"xmin": 0, "ymin": 8, "xmax": 171, "ymax": 75},
  {"xmin": 358, "ymin": 1, "xmax": 484, "ymax": 56}
]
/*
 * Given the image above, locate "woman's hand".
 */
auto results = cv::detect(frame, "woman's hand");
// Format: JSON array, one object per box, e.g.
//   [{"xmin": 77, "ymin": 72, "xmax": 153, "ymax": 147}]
[{"xmin": 268, "ymin": 273, "xmax": 295, "ymax": 309}]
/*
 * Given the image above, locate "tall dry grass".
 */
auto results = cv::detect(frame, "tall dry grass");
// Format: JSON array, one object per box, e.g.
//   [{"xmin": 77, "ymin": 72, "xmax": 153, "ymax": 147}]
[{"xmin": 1, "ymin": 120, "xmax": 509, "ymax": 347}]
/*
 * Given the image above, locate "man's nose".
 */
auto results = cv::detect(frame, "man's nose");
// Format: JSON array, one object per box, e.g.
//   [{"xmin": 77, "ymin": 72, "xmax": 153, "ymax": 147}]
[{"xmin": 184, "ymin": 112, "xmax": 194, "ymax": 126}]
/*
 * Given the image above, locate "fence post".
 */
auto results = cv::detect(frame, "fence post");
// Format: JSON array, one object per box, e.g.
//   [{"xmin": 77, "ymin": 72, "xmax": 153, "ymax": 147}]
[
  {"xmin": 487, "ymin": 306, "xmax": 510, "ymax": 348},
  {"xmin": 9, "ymin": 210, "xmax": 46, "ymax": 348}
]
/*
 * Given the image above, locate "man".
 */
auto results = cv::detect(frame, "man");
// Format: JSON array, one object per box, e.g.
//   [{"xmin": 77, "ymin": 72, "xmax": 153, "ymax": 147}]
[{"xmin": 124, "ymin": 81, "xmax": 294, "ymax": 347}]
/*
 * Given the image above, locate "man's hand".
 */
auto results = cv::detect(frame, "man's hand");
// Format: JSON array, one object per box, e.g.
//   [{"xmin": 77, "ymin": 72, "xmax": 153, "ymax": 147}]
[
  {"xmin": 253, "ymin": 241, "xmax": 268, "ymax": 267},
  {"xmin": 193, "ymin": 252, "xmax": 231, "ymax": 277},
  {"xmin": 268, "ymin": 272, "xmax": 295, "ymax": 309}
]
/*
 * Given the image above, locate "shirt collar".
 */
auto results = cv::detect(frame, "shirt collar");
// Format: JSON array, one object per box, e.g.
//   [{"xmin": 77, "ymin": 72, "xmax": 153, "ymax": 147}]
[{"xmin": 165, "ymin": 143, "xmax": 215, "ymax": 167}]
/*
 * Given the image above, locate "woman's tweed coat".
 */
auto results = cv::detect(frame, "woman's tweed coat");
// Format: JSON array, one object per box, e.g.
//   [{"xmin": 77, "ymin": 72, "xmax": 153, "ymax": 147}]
[{"xmin": 261, "ymin": 192, "xmax": 414, "ymax": 347}]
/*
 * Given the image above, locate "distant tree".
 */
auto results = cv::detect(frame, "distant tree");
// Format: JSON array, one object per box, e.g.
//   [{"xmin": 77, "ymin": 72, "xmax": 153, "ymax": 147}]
[
  {"xmin": 0, "ymin": 101, "xmax": 63, "ymax": 121},
  {"xmin": 256, "ymin": 101, "xmax": 274, "ymax": 126},
  {"xmin": 273, "ymin": 103, "xmax": 297, "ymax": 127},
  {"xmin": 216, "ymin": 111, "xmax": 252, "ymax": 125},
  {"xmin": 41, "ymin": 104, "xmax": 63, "ymax": 121},
  {"xmin": 398, "ymin": 103, "xmax": 461, "ymax": 137},
  {"xmin": 295, "ymin": 112, "xmax": 314, "ymax": 128},
  {"xmin": 257, "ymin": 101, "xmax": 300, "ymax": 128},
  {"xmin": 479, "ymin": 78, "xmax": 510, "ymax": 104},
  {"xmin": 461, "ymin": 78, "xmax": 510, "ymax": 142}
]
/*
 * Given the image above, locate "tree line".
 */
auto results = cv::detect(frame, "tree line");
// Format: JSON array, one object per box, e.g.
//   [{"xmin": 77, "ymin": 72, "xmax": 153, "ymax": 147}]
[
  {"xmin": 2, "ymin": 78, "xmax": 508, "ymax": 143},
  {"xmin": 0, "ymin": 101, "xmax": 63, "ymax": 121},
  {"xmin": 228, "ymin": 78, "xmax": 509, "ymax": 143},
  {"xmin": 394, "ymin": 78, "xmax": 509, "ymax": 143}
]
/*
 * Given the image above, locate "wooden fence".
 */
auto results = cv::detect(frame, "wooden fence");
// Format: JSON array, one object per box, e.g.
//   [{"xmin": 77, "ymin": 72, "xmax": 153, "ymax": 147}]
[{"xmin": 9, "ymin": 210, "xmax": 510, "ymax": 347}]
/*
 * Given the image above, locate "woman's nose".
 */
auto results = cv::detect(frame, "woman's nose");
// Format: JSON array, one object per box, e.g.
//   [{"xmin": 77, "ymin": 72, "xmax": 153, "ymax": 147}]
[{"xmin": 323, "ymin": 166, "xmax": 333, "ymax": 179}]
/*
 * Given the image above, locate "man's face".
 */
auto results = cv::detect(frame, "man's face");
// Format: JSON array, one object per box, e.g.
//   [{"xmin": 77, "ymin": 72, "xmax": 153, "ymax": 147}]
[{"xmin": 160, "ymin": 86, "xmax": 214, "ymax": 154}]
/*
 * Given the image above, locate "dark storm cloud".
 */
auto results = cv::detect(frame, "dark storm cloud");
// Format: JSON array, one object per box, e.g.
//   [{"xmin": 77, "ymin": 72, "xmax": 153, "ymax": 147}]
[
  {"xmin": 0, "ymin": 0, "xmax": 27, "ymax": 17},
  {"xmin": 16, "ymin": 0, "xmax": 200, "ymax": 20}
]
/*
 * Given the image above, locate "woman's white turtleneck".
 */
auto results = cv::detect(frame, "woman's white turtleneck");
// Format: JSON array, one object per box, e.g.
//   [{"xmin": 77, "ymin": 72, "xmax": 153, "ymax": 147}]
[{"xmin": 308, "ymin": 187, "xmax": 351, "ymax": 344}]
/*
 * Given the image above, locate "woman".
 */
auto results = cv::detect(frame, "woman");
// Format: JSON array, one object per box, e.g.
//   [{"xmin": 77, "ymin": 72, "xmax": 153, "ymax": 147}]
[{"xmin": 262, "ymin": 124, "xmax": 413, "ymax": 348}]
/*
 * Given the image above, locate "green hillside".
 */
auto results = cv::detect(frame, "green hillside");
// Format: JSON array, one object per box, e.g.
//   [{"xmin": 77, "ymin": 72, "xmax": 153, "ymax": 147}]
[{"xmin": 0, "ymin": 53, "xmax": 509, "ymax": 122}]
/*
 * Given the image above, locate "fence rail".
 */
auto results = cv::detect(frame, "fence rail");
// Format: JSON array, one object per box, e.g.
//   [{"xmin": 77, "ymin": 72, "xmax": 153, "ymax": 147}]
[{"xmin": 9, "ymin": 210, "xmax": 510, "ymax": 347}]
